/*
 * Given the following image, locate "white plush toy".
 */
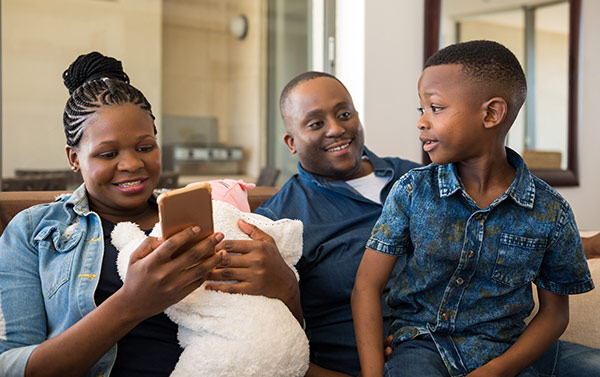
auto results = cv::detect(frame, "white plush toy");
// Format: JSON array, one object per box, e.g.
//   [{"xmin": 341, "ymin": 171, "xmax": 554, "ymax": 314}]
[{"xmin": 111, "ymin": 180, "xmax": 309, "ymax": 377}]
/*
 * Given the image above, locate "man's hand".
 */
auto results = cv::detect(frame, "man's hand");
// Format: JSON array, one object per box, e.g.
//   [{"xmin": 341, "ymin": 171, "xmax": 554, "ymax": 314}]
[
  {"xmin": 205, "ymin": 219, "xmax": 303, "ymax": 322},
  {"xmin": 304, "ymin": 363, "xmax": 354, "ymax": 377}
]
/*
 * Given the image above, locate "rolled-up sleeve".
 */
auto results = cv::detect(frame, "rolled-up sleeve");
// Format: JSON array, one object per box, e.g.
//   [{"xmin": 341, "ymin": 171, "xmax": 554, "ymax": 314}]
[
  {"xmin": 535, "ymin": 202, "xmax": 594, "ymax": 295},
  {"xmin": 367, "ymin": 177, "xmax": 412, "ymax": 256}
]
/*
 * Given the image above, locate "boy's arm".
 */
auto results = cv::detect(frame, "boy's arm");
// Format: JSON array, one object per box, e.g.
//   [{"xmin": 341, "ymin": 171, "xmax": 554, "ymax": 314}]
[
  {"xmin": 467, "ymin": 287, "xmax": 569, "ymax": 377},
  {"xmin": 351, "ymin": 248, "xmax": 398, "ymax": 377}
]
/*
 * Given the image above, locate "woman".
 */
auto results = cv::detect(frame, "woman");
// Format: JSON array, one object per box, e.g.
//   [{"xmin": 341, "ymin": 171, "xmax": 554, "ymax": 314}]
[{"xmin": 0, "ymin": 52, "xmax": 227, "ymax": 377}]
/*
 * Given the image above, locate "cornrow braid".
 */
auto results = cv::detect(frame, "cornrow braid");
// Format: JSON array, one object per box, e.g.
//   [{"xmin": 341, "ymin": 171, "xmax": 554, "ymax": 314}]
[{"xmin": 62, "ymin": 51, "xmax": 156, "ymax": 147}]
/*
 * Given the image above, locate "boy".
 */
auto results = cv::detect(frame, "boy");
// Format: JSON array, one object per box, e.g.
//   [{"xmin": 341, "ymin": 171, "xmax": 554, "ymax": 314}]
[{"xmin": 351, "ymin": 40, "xmax": 595, "ymax": 377}]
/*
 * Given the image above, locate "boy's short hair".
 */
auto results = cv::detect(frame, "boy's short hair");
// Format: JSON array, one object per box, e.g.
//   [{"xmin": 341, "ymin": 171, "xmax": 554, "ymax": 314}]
[
  {"xmin": 425, "ymin": 40, "xmax": 527, "ymax": 124},
  {"xmin": 279, "ymin": 71, "xmax": 348, "ymax": 122}
]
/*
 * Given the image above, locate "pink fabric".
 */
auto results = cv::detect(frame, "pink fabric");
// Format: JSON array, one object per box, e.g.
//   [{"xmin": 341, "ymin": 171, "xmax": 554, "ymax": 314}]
[{"xmin": 187, "ymin": 179, "xmax": 256, "ymax": 213}]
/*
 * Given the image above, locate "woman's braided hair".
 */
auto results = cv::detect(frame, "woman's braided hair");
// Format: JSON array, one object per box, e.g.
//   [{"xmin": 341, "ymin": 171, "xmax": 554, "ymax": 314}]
[{"xmin": 62, "ymin": 51, "xmax": 156, "ymax": 147}]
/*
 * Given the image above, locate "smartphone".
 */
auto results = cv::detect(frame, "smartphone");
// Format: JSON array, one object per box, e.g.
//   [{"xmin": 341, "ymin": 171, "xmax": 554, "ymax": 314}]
[{"xmin": 157, "ymin": 183, "xmax": 214, "ymax": 240}]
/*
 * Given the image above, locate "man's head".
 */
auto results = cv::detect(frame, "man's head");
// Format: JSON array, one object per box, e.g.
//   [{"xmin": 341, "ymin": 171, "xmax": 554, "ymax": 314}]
[{"xmin": 279, "ymin": 71, "xmax": 372, "ymax": 180}]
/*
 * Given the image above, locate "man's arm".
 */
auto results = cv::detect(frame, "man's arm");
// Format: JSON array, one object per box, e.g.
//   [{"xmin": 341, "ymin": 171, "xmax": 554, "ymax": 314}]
[
  {"xmin": 352, "ymin": 248, "xmax": 398, "ymax": 377},
  {"xmin": 466, "ymin": 287, "xmax": 569, "ymax": 377}
]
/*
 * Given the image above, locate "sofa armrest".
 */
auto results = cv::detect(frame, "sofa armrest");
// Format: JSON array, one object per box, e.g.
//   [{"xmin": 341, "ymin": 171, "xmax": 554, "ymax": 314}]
[
  {"xmin": 557, "ymin": 257, "xmax": 600, "ymax": 348},
  {"xmin": 528, "ymin": 256, "xmax": 600, "ymax": 349},
  {"xmin": 248, "ymin": 186, "xmax": 280, "ymax": 212},
  {"xmin": 0, "ymin": 191, "xmax": 67, "ymax": 235}
]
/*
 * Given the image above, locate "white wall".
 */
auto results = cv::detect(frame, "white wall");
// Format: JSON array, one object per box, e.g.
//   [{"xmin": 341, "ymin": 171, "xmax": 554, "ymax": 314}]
[
  {"xmin": 350, "ymin": 0, "xmax": 599, "ymax": 230},
  {"xmin": 362, "ymin": 0, "xmax": 423, "ymax": 163},
  {"xmin": 336, "ymin": 0, "xmax": 365, "ymax": 119},
  {"xmin": 556, "ymin": 0, "xmax": 600, "ymax": 231},
  {"xmin": 1, "ymin": 0, "xmax": 162, "ymax": 176}
]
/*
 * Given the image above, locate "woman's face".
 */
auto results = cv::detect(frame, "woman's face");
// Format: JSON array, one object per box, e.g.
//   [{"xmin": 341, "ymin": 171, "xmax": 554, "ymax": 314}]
[{"xmin": 66, "ymin": 103, "xmax": 161, "ymax": 217}]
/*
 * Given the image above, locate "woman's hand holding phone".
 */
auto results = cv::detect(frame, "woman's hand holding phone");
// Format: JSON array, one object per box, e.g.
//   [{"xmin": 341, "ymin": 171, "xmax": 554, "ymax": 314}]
[
  {"xmin": 115, "ymin": 226, "xmax": 225, "ymax": 321},
  {"xmin": 114, "ymin": 184, "xmax": 222, "ymax": 320}
]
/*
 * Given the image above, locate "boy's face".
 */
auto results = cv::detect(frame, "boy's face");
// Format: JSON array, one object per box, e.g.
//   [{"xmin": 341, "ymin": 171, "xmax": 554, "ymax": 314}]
[
  {"xmin": 417, "ymin": 64, "xmax": 487, "ymax": 165},
  {"xmin": 282, "ymin": 77, "xmax": 370, "ymax": 180}
]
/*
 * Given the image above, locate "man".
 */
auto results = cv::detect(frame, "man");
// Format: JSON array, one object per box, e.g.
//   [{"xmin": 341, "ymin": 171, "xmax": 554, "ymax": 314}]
[{"xmin": 254, "ymin": 71, "xmax": 419, "ymax": 376}]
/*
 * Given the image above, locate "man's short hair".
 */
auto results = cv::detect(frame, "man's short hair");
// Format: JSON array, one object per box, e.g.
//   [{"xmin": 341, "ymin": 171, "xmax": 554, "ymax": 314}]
[
  {"xmin": 279, "ymin": 71, "xmax": 348, "ymax": 120},
  {"xmin": 425, "ymin": 40, "xmax": 527, "ymax": 115}
]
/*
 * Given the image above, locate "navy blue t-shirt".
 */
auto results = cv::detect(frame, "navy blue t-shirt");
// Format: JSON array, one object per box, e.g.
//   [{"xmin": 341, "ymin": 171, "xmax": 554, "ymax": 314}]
[{"xmin": 96, "ymin": 219, "xmax": 182, "ymax": 376}]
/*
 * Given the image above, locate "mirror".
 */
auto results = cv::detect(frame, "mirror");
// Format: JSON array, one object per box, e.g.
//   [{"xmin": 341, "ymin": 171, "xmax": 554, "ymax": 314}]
[{"xmin": 423, "ymin": 0, "xmax": 580, "ymax": 186}]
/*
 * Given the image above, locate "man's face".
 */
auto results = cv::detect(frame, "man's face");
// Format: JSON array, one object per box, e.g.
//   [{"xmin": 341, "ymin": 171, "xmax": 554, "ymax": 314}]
[{"xmin": 282, "ymin": 77, "xmax": 369, "ymax": 181}]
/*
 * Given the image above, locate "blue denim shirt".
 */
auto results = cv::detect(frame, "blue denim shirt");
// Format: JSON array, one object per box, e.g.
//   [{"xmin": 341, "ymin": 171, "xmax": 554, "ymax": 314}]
[
  {"xmin": 1, "ymin": 185, "xmax": 115, "ymax": 377},
  {"xmin": 367, "ymin": 148, "xmax": 594, "ymax": 376},
  {"xmin": 255, "ymin": 147, "xmax": 420, "ymax": 376}
]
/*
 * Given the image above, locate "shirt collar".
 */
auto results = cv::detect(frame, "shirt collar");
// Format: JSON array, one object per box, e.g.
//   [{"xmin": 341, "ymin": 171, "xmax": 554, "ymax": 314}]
[
  {"xmin": 437, "ymin": 148, "xmax": 535, "ymax": 209},
  {"xmin": 297, "ymin": 146, "xmax": 394, "ymax": 188}
]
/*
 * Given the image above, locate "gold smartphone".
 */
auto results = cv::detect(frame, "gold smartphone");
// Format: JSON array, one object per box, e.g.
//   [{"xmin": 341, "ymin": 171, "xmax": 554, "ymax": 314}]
[{"xmin": 157, "ymin": 183, "xmax": 214, "ymax": 240}]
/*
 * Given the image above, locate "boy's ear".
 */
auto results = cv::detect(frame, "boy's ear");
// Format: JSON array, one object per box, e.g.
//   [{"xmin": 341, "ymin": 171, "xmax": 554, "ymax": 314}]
[
  {"xmin": 482, "ymin": 97, "xmax": 508, "ymax": 129},
  {"xmin": 283, "ymin": 132, "xmax": 297, "ymax": 154}
]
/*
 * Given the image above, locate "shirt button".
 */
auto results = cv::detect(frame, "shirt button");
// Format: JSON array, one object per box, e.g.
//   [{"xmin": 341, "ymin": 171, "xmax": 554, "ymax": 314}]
[
  {"xmin": 475, "ymin": 213, "xmax": 483, "ymax": 220},
  {"xmin": 467, "ymin": 250, "xmax": 475, "ymax": 259},
  {"xmin": 441, "ymin": 312, "xmax": 449, "ymax": 321},
  {"xmin": 456, "ymin": 277, "xmax": 465, "ymax": 285}
]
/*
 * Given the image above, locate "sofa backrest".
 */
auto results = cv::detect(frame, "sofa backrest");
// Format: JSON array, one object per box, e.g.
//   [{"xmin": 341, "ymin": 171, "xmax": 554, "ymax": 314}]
[{"xmin": 0, "ymin": 186, "xmax": 280, "ymax": 236}]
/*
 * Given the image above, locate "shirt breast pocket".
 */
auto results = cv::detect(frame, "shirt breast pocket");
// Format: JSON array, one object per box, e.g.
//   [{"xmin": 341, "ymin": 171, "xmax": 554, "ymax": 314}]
[
  {"xmin": 35, "ymin": 226, "xmax": 83, "ymax": 299},
  {"xmin": 492, "ymin": 233, "xmax": 547, "ymax": 287}
]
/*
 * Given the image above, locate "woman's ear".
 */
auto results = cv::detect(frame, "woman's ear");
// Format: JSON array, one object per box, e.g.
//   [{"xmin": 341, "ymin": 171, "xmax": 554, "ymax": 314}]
[
  {"xmin": 482, "ymin": 97, "xmax": 508, "ymax": 129},
  {"xmin": 65, "ymin": 145, "xmax": 80, "ymax": 172},
  {"xmin": 283, "ymin": 132, "xmax": 297, "ymax": 154}
]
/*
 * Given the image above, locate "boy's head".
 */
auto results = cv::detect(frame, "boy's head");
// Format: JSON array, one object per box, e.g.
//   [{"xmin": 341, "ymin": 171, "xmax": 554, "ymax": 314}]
[
  {"xmin": 425, "ymin": 40, "xmax": 527, "ymax": 126},
  {"xmin": 418, "ymin": 40, "xmax": 527, "ymax": 165},
  {"xmin": 278, "ymin": 71, "xmax": 370, "ymax": 181}
]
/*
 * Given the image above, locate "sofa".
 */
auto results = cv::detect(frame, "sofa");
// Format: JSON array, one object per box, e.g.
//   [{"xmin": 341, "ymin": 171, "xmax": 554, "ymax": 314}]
[{"xmin": 0, "ymin": 188, "xmax": 598, "ymax": 349}]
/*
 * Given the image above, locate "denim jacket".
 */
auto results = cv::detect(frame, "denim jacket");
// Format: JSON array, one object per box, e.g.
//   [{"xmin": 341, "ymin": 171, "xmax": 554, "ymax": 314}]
[
  {"xmin": 255, "ymin": 147, "xmax": 421, "ymax": 375},
  {"xmin": 367, "ymin": 148, "xmax": 594, "ymax": 376},
  {"xmin": 0, "ymin": 185, "xmax": 115, "ymax": 377}
]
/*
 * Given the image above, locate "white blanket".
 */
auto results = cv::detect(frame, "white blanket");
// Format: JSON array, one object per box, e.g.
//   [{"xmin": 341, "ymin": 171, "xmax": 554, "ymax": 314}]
[{"xmin": 112, "ymin": 200, "xmax": 309, "ymax": 377}]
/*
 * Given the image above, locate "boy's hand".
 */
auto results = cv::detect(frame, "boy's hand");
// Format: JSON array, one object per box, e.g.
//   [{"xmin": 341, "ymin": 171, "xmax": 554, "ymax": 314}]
[
  {"xmin": 384, "ymin": 335, "xmax": 393, "ymax": 359},
  {"xmin": 465, "ymin": 361, "xmax": 510, "ymax": 377}
]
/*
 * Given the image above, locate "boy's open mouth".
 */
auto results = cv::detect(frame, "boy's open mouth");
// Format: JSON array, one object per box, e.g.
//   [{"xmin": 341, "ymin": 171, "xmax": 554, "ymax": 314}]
[{"xmin": 421, "ymin": 138, "xmax": 438, "ymax": 153}]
